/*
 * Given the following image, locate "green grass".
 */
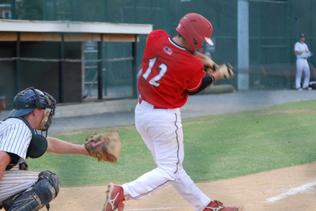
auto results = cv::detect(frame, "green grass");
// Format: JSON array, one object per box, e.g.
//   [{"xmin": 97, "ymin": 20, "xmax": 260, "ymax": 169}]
[{"xmin": 28, "ymin": 100, "xmax": 316, "ymax": 186}]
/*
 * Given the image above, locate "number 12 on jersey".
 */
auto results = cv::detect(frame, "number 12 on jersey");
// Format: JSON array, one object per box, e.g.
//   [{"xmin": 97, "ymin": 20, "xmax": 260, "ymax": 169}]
[{"xmin": 142, "ymin": 58, "xmax": 168, "ymax": 87}]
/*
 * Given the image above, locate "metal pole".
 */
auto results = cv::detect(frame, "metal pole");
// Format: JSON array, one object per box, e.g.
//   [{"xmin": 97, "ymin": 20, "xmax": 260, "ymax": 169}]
[
  {"xmin": 59, "ymin": 33, "xmax": 65, "ymax": 103},
  {"xmin": 15, "ymin": 32, "xmax": 21, "ymax": 93},
  {"xmin": 97, "ymin": 35, "xmax": 104, "ymax": 100},
  {"xmin": 237, "ymin": 0, "xmax": 250, "ymax": 90},
  {"xmin": 11, "ymin": 0, "xmax": 16, "ymax": 19},
  {"xmin": 132, "ymin": 35, "xmax": 138, "ymax": 98},
  {"xmin": 103, "ymin": 39, "xmax": 108, "ymax": 97}
]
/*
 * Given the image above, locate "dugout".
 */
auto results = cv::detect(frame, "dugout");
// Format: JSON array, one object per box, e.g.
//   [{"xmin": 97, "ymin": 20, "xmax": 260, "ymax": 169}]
[{"xmin": 0, "ymin": 19, "xmax": 152, "ymax": 108}]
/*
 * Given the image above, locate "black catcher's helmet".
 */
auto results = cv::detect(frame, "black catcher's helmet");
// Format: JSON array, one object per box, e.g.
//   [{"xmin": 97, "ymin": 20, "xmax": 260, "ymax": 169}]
[{"xmin": 9, "ymin": 87, "xmax": 56, "ymax": 118}]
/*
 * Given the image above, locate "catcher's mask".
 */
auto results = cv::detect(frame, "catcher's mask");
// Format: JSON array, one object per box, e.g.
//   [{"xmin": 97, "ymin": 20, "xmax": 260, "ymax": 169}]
[
  {"xmin": 176, "ymin": 13, "xmax": 214, "ymax": 52},
  {"xmin": 8, "ymin": 87, "xmax": 56, "ymax": 132}
]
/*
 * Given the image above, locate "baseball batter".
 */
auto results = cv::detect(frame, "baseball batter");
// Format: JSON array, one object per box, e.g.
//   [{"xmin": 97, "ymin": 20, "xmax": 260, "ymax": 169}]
[
  {"xmin": 294, "ymin": 33, "xmax": 312, "ymax": 90},
  {"xmin": 0, "ymin": 87, "xmax": 94, "ymax": 210},
  {"xmin": 104, "ymin": 13, "xmax": 238, "ymax": 211}
]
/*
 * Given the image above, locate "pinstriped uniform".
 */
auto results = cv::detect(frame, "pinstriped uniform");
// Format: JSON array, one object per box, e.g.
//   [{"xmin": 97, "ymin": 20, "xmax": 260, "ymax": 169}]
[
  {"xmin": 0, "ymin": 118, "xmax": 32, "ymax": 158},
  {"xmin": 0, "ymin": 118, "xmax": 39, "ymax": 204},
  {"xmin": 0, "ymin": 169, "xmax": 39, "ymax": 204}
]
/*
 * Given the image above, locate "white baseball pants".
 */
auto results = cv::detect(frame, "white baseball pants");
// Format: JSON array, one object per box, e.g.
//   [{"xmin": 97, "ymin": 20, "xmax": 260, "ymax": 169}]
[
  {"xmin": 122, "ymin": 100, "xmax": 210, "ymax": 211},
  {"xmin": 296, "ymin": 58, "xmax": 310, "ymax": 89}
]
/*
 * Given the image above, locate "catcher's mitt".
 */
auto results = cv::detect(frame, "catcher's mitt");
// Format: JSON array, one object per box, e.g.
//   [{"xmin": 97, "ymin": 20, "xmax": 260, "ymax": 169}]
[{"xmin": 84, "ymin": 131, "xmax": 121, "ymax": 162}]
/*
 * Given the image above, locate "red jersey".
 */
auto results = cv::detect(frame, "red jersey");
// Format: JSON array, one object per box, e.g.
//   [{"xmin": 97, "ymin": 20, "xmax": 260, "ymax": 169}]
[{"xmin": 138, "ymin": 30, "xmax": 205, "ymax": 109}]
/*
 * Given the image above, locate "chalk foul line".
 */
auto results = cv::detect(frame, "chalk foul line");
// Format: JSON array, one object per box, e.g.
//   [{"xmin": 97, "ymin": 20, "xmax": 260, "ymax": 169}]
[{"xmin": 266, "ymin": 179, "xmax": 316, "ymax": 203}]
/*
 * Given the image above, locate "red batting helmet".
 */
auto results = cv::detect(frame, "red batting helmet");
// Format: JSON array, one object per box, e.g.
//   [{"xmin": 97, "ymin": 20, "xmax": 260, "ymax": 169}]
[{"xmin": 176, "ymin": 13, "xmax": 214, "ymax": 52}]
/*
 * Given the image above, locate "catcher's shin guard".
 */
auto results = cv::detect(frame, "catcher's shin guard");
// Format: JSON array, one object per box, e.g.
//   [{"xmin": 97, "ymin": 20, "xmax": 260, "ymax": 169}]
[
  {"xmin": 103, "ymin": 183, "xmax": 125, "ymax": 211},
  {"xmin": 2, "ymin": 170, "xmax": 59, "ymax": 211},
  {"xmin": 203, "ymin": 200, "xmax": 239, "ymax": 211}
]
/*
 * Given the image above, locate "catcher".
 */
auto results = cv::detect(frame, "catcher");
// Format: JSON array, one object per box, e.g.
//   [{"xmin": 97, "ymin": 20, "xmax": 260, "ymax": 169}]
[{"xmin": 0, "ymin": 87, "xmax": 121, "ymax": 211}]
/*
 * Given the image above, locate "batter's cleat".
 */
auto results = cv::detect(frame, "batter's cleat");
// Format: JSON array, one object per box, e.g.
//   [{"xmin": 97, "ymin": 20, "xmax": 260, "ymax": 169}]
[
  {"xmin": 103, "ymin": 183, "xmax": 125, "ymax": 211},
  {"xmin": 203, "ymin": 200, "xmax": 239, "ymax": 211}
]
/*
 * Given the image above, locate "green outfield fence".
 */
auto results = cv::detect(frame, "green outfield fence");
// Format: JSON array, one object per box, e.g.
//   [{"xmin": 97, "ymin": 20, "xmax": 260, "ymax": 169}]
[{"xmin": 0, "ymin": 0, "xmax": 315, "ymax": 108}]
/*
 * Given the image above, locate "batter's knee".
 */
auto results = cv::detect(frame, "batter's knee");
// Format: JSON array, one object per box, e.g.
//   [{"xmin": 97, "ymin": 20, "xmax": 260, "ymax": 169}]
[
  {"xmin": 157, "ymin": 163, "xmax": 183, "ymax": 181},
  {"xmin": 2, "ymin": 170, "xmax": 59, "ymax": 211}
]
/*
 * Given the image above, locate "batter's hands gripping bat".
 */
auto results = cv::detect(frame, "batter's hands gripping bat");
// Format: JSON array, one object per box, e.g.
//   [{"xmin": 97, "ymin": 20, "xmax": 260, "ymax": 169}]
[
  {"xmin": 194, "ymin": 51, "xmax": 218, "ymax": 72},
  {"xmin": 194, "ymin": 51, "xmax": 234, "ymax": 80},
  {"xmin": 211, "ymin": 63, "xmax": 234, "ymax": 80}
]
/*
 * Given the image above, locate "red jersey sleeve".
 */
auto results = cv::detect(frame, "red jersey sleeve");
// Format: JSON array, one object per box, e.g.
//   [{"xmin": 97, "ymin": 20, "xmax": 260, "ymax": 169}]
[
  {"xmin": 145, "ymin": 30, "xmax": 167, "ymax": 55},
  {"xmin": 186, "ymin": 60, "xmax": 205, "ymax": 92}
]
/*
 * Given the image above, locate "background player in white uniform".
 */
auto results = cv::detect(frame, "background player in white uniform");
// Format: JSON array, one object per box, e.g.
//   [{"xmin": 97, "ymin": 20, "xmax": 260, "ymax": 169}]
[
  {"xmin": 0, "ymin": 87, "xmax": 94, "ymax": 210},
  {"xmin": 103, "ymin": 13, "xmax": 238, "ymax": 211},
  {"xmin": 294, "ymin": 33, "xmax": 312, "ymax": 90}
]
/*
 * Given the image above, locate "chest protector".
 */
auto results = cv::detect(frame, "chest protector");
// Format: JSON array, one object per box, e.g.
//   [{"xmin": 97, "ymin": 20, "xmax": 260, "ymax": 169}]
[
  {"xmin": 19, "ymin": 117, "xmax": 48, "ymax": 158},
  {"xmin": 5, "ymin": 117, "xmax": 48, "ymax": 170}
]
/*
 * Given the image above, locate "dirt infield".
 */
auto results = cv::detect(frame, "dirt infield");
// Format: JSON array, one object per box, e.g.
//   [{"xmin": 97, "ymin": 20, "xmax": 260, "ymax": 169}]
[{"xmin": 47, "ymin": 161, "xmax": 316, "ymax": 211}]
